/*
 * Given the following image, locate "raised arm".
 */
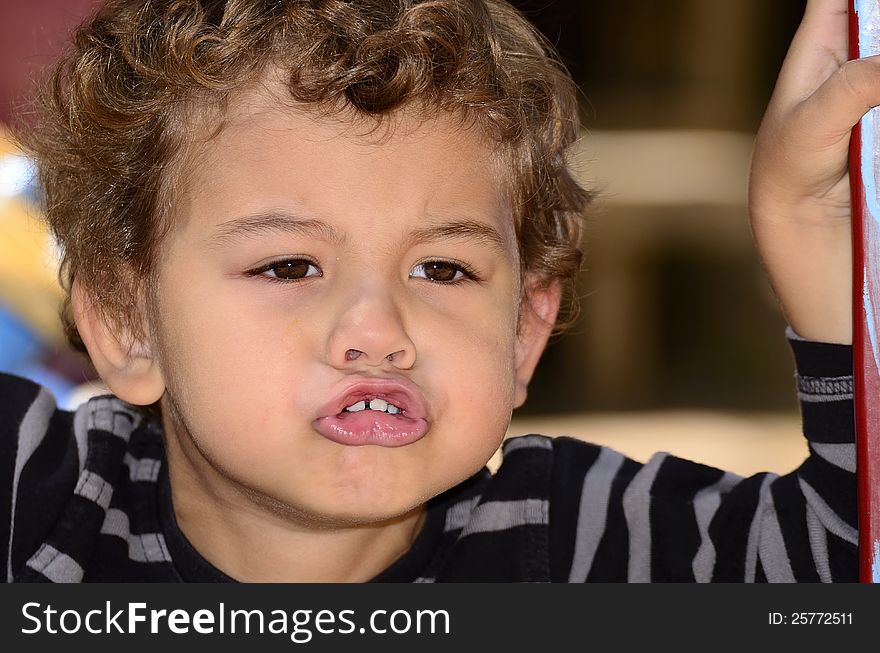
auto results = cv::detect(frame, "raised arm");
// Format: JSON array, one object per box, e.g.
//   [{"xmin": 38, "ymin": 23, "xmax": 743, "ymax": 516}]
[{"xmin": 749, "ymin": 0, "xmax": 880, "ymax": 345}]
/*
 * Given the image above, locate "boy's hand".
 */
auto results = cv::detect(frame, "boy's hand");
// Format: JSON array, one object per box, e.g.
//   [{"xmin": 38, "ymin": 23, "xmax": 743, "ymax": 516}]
[{"xmin": 749, "ymin": 0, "xmax": 880, "ymax": 344}]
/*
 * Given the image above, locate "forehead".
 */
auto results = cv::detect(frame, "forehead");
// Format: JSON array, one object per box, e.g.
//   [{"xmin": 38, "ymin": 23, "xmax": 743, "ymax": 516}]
[{"xmin": 171, "ymin": 84, "xmax": 516, "ymax": 252}]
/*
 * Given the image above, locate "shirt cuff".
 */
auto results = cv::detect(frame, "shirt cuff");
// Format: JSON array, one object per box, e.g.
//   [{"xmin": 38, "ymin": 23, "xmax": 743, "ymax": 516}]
[
  {"xmin": 786, "ymin": 328, "xmax": 854, "ymax": 444},
  {"xmin": 786, "ymin": 327, "xmax": 853, "ymax": 378}
]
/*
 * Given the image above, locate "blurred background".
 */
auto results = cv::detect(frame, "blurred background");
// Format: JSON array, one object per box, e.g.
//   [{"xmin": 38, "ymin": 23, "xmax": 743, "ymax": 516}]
[{"xmin": 0, "ymin": 0, "xmax": 813, "ymax": 474}]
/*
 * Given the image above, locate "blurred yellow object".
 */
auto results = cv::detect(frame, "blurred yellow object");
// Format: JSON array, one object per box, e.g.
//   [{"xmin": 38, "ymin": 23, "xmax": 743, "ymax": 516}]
[
  {"xmin": 0, "ymin": 128, "xmax": 64, "ymax": 345},
  {"xmin": 0, "ymin": 130, "xmax": 20, "ymax": 157}
]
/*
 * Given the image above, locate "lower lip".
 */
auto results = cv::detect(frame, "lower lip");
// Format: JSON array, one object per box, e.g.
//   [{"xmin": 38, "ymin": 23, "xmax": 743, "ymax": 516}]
[{"xmin": 313, "ymin": 411, "xmax": 429, "ymax": 447}]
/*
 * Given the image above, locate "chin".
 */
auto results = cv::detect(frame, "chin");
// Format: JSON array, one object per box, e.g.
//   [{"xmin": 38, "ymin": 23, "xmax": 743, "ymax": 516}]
[{"xmin": 326, "ymin": 486, "xmax": 428, "ymax": 523}]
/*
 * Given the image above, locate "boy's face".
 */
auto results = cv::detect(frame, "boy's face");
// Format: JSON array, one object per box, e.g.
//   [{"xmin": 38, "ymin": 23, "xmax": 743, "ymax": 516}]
[{"xmin": 135, "ymin": 86, "xmax": 555, "ymax": 527}]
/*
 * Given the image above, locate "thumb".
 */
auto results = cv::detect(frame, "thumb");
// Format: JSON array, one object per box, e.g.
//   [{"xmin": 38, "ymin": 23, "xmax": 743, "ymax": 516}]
[
  {"xmin": 792, "ymin": 54, "xmax": 880, "ymax": 147},
  {"xmin": 766, "ymin": 0, "xmax": 848, "ymax": 109}
]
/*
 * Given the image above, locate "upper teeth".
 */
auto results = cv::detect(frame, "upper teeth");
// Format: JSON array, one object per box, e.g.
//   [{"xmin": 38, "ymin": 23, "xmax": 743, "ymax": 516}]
[{"xmin": 344, "ymin": 398, "xmax": 402, "ymax": 414}]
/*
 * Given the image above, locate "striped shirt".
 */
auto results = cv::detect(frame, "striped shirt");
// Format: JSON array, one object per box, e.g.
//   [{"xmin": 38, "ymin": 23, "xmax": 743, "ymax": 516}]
[{"xmin": 0, "ymin": 336, "xmax": 855, "ymax": 582}]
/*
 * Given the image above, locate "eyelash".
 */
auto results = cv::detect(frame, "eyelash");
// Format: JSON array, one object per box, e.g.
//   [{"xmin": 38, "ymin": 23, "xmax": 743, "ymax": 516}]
[
  {"xmin": 247, "ymin": 257, "xmax": 322, "ymax": 284},
  {"xmin": 246, "ymin": 257, "xmax": 481, "ymax": 285},
  {"xmin": 410, "ymin": 259, "xmax": 481, "ymax": 284}
]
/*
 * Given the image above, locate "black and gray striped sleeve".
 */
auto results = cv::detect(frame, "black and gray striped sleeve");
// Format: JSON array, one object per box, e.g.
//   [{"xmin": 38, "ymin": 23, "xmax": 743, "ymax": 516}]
[
  {"xmin": 549, "ymin": 336, "xmax": 855, "ymax": 582},
  {"xmin": 0, "ymin": 373, "xmax": 80, "ymax": 583}
]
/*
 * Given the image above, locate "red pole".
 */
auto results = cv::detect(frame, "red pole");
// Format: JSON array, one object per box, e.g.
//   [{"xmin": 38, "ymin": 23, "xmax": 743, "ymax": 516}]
[{"xmin": 849, "ymin": 0, "xmax": 880, "ymax": 583}]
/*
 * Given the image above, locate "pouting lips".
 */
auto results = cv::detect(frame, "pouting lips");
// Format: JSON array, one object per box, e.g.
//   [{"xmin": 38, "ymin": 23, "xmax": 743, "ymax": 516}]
[{"xmin": 315, "ymin": 381, "xmax": 429, "ymax": 447}]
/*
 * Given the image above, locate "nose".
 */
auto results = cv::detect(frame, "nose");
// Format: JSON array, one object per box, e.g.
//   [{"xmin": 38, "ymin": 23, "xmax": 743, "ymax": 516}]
[{"xmin": 327, "ymin": 284, "xmax": 416, "ymax": 370}]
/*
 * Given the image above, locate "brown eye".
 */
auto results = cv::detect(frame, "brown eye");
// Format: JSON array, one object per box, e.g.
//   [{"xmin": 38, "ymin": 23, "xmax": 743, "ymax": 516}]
[
  {"xmin": 410, "ymin": 261, "xmax": 469, "ymax": 283},
  {"xmin": 258, "ymin": 259, "xmax": 321, "ymax": 281}
]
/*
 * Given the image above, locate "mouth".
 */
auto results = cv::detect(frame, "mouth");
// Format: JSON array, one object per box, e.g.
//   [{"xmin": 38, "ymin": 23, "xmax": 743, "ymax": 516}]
[{"xmin": 313, "ymin": 379, "xmax": 430, "ymax": 447}]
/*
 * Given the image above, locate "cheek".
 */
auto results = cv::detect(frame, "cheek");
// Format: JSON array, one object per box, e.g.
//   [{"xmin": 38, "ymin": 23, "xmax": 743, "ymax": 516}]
[
  {"xmin": 151, "ymin": 274, "xmax": 311, "ymax": 440},
  {"xmin": 418, "ymin": 299, "xmax": 519, "ymax": 456}
]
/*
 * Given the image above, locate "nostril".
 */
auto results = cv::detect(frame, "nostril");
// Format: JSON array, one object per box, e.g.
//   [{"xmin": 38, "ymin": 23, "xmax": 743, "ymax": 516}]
[{"xmin": 345, "ymin": 349, "xmax": 364, "ymax": 361}]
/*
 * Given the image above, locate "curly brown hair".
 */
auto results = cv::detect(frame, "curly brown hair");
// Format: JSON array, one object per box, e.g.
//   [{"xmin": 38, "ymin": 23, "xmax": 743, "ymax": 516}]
[{"xmin": 20, "ymin": 0, "xmax": 589, "ymax": 358}]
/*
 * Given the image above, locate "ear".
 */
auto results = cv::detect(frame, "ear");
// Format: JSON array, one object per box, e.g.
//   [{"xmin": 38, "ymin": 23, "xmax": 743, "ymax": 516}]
[
  {"xmin": 513, "ymin": 278, "xmax": 562, "ymax": 408},
  {"xmin": 71, "ymin": 278, "xmax": 165, "ymax": 406}
]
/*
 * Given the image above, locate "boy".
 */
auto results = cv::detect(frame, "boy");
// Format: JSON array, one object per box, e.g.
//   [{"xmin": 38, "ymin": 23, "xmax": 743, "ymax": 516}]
[{"xmin": 0, "ymin": 0, "xmax": 864, "ymax": 582}]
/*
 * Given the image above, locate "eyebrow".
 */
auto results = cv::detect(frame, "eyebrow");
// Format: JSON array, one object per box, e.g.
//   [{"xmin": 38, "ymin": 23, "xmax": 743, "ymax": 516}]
[
  {"xmin": 207, "ymin": 210, "xmax": 509, "ymax": 255},
  {"xmin": 207, "ymin": 210, "xmax": 345, "ymax": 249},
  {"xmin": 406, "ymin": 217, "xmax": 510, "ymax": 256}
]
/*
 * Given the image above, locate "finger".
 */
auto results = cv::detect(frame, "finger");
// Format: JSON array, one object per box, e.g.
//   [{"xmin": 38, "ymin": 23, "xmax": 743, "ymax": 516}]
[
  {"xmin": 770, "ymin": 0, "xmax": 849, "ymax": 110},
  {"xmin": 798, "ymin": 0, "xmax": 848, "ymax": 59},
  {"xmin": 792, "ymin": 54, "xmax": 880, "ymax": 146}
]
